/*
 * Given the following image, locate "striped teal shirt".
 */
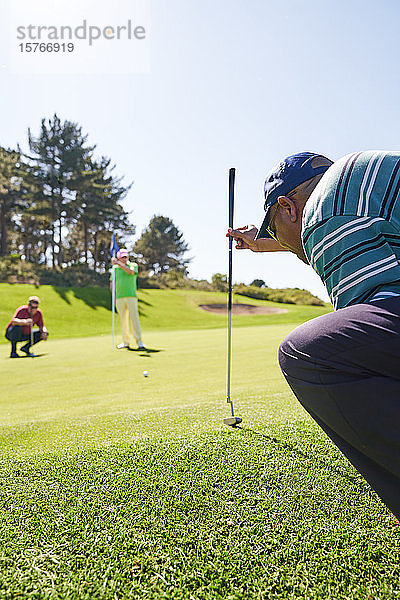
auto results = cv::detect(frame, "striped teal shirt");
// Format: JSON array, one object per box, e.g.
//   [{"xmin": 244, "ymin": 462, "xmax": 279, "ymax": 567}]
[{"xmin": 302, "ymin": 151, "xmax": 400, "ymax": 309}]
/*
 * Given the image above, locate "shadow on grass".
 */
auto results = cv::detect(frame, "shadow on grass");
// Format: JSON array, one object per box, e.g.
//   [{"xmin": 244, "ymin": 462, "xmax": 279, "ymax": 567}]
[
  {"xmin": 138, "ymin": 297, "xmax": 152, "ymax": 307},
  {"xmin": 236, "ymin": 426, "xmax": 362, "ymax": 487},
  {"xmin": 138, "ymin": 297, "xmax": 152, "ymax": 318},
  {"xmin": 9, "ymin": 353, "xmax": 47, "ymax": 359},
  {"xmin": 53, "ymin": 286, "xmax": 109, "ymax": 309},
  {"xmin": 53, "ymin": 287, "xmax": 72, "ymax": 305},
  {"xmin": 127, "ymin": 347, "xmax": 162, "ymax": 359},
  {"xmin": 52, "ymin": 286, "xmax": 153, "ymax": 313},
  {"xmin": 73, "ymin": 288, "xmax": 111, "ymax": 310}
]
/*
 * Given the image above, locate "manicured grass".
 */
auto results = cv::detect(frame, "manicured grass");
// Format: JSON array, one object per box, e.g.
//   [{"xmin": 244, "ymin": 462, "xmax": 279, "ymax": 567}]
[
  {"xmin": 1, "ymin": 431, "xmax": 399, "ymax": 600},
  {"xmin": 0, "ymin": 324, "xmax": 399, "ymax": 599},
  {"xmin": 0, "ymin": 283, "xmax": 330, "ymax": 341},
  {"xmin": 0, "ymin": 324, "xmax": 295, "ymax": 455}
]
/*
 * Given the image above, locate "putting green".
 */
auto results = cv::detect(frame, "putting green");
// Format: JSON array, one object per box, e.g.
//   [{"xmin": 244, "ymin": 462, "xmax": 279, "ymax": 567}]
[
  {"xmin": 0, "ymin": 283, "xmax": 329, "ymax": 340},
  {"xmin": 1, "ymin": 303, "xmax": 398, "ymax": 600},
  {"xmin": 0, "ymin": 324, "xmax": 305, "ymax": 457}
]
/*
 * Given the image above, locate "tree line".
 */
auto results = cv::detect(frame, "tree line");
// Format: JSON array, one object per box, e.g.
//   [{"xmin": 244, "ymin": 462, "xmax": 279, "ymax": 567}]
[{"xmin": 0, "ymin": 114, "xmax": 190, "ymax": 276}]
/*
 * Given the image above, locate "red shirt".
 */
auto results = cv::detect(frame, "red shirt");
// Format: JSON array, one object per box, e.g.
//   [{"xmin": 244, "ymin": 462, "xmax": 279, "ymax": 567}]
[{"xmin": 6, "ymin": 305, "xmax": 44, "ymax": 336}]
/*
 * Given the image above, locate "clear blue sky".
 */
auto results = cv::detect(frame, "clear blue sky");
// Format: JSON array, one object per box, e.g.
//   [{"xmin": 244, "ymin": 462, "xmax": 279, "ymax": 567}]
[{"xmin": 2, "ymin": 0, "xmax": 400, "ymax": 301}]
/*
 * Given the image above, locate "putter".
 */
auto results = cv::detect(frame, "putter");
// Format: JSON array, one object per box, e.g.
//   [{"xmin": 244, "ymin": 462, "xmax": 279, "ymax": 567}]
[{"xmin": 224, "ymin": 168, "xmax": 242, "ymax": 428}]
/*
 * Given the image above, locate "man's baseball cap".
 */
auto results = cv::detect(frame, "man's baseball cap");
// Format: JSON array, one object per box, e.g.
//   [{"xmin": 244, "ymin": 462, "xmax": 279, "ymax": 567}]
[
  {"xmin": 117, "ymin": 249, "xmax": 129, "ymax": 258},
  {"xmin": 28, "ymin": 295, "xmax": 40, "ymax": 304},
  {"xmin": 257, "ymin": 152, "xmax": 332, "ymax": 239}
]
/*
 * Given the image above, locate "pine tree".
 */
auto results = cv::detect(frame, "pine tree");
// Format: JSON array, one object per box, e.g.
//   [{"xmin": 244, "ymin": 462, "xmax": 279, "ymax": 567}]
[
  {"xmin": 65, "ymin": 156, "xmax": 134, "ymax": 270},
  {"xmin": 0, "ymin": 148, "xmax": 33, "ymax": 257},
  {"xmin": 27, "ymin": 114, "xmax": 94, "ymax": 268},
  {"xmin": 133, "ymin": 215, "xmax": 190, "ymax": 275}
]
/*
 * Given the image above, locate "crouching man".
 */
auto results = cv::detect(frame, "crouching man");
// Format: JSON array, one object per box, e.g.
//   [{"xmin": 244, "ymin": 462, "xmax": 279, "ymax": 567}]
[{"xmin": 5, "ymin": 295, "xmax": 49, "ymax": 358}]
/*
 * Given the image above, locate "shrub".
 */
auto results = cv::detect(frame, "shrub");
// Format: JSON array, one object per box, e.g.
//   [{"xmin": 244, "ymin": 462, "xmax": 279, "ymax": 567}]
[
  {"xmin": 234, "ymin": 284, "xmax": 325, "ymax": 306},
  {"xmin": 0, "ymin": 256, "xmax": 40, "ymax": 286},
  {"xmin": 0, "ymin": 258, "xmax": 108, "ymax": 287},
  {"xmin": 37, "ymin": 265, "xmax": 108, "ymax": 287},
  {"xmin": 249, "ymin": 279, "xmax": 266, "ymax": 288},
  {"xmin": 211, "ymin": 273, "xmax": 228, "ymax": 292}
]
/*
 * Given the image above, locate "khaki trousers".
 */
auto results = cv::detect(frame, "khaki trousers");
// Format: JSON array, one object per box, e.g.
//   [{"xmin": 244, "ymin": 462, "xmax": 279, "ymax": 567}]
[{"xmin": 115, "ymin": 296, "xmax": 143, "ymax": 346}]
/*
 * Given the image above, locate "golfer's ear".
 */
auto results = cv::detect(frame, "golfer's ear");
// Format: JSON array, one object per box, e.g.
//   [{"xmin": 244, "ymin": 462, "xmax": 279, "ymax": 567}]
[{"xmin": 277, "ymin": 195, "xmax": 297, "ymax": 219}]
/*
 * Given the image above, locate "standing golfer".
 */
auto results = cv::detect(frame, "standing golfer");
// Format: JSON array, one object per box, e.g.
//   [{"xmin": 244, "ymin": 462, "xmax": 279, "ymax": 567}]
[
  {"xmin": 228, "ymin": 151, "xmax": 400, "ymax": 521},
  {"xmin": 5, "ymin": 295, "xmax": 48, "ymax": 358},
  {"xmin": 110, "ymin": 248, "xmax": 145, "ymax": 350}
]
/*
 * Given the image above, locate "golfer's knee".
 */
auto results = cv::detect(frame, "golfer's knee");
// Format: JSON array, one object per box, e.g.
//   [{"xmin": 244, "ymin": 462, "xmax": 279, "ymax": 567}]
[
  {"xmin": 278, "ymin": 326, "xmax": 314, "ymax": 380},
  {"xmin": 5, "ymin": 327, "xmax": 17, "ymax": 342},
  {"xmin": 278, "ymin": 332, "xmax": 298, "ymax": 377}
]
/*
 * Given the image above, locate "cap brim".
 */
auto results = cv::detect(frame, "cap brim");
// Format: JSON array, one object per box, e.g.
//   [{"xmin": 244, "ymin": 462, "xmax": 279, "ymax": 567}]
[{"xmin": 256, "ymin": 211, "xmax": 273, "ymax": 240}]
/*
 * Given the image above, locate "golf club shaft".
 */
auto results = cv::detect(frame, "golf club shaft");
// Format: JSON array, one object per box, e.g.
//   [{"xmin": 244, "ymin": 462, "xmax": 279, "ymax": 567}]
[
  {"xmin": 112, "ymin": 263, "xmax": 116, "ymax": 349},
  {"xmin": 30, "ymin": 305, "xmax": 33, "ymax": 352},
  {"xmin": 227, "ymin": 168, "xmax": 235, "ymax": 417}
]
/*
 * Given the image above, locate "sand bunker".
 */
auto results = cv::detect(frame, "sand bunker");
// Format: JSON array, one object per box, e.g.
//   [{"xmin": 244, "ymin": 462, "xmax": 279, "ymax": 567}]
[{"xmin": 199, "ymin": 303, "xmax": 287, "ymax": 315}]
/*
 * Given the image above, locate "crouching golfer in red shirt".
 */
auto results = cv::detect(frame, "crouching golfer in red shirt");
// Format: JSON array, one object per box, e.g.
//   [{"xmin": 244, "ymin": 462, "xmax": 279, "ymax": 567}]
[{"xmin": 5, "ymin": 296, "xmax": 49, "ymax": 358}]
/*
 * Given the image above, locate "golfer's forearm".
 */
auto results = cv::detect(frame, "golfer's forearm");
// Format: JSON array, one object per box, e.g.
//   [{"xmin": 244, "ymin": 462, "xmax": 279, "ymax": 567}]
[
  {"xmin": 113, "ymin": 262, "xmax": 136, "ymax": 275},
  {"xmin": 112, "ymin": 259, "xmax": 137, "ymax": 275},
  {"xmin": 121, "ymin": 265, "xmax": 136, "ymax": 275},
  {"xmin": 11, "ymin": 318, "xmax": 30, "ymax": 325},
  {"xmin": 253, "ymin": 238, "xmax": 288, "ymax": 252}
]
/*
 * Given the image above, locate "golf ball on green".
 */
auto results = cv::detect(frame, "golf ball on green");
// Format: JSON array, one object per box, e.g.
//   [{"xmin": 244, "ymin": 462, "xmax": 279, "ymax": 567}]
[{"xmin": 143, "ymin": 370, "xmax": 149, "ymax": 377}]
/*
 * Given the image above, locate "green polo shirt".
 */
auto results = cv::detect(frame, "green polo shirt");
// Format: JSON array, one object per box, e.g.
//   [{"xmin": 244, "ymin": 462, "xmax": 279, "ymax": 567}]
[{"xmin": 110, "ymin": 261, "xmax": 138, "ymax": 299}]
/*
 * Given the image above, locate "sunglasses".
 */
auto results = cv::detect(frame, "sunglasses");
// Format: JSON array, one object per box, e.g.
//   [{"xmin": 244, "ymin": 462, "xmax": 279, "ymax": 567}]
[{"xmin": 265, "ymin": 203, "xmax": 280, "ymax": 241}]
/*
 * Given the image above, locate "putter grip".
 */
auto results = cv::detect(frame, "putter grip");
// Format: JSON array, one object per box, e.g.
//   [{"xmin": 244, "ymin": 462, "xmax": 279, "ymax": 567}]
[
  {"xmin": 228, "ymin": 168, "xmax": 235, "ymax": 229},
  {"xmin": 227, "ymin": 168, "xmax": 235, "ymax": 313}
]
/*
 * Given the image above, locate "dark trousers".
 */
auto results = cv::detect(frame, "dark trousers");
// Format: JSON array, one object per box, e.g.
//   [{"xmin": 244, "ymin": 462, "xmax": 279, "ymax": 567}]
[
  {"xmin": 278, "ymin": 297, "xmax": 400, "ymax": 520},
  {"xmin": 5, "ymin": 326, "xmax": 42, "ymax": 354}
]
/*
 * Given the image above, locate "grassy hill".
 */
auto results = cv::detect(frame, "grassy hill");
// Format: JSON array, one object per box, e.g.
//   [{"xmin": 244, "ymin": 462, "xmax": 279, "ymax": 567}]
[{"xmin": 0, "ymin": 283, "xmax": 331, "ymax": 341}]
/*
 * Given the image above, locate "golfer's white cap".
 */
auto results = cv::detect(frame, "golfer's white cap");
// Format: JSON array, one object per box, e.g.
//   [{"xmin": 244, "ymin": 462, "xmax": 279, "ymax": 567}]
[
  {"xmin": 117, "ymin": 249, "xmax": 129, "ymax": 258},
  {"xmin": 28, "ymin": 295, "xmax": 40, "ymax": 303}
]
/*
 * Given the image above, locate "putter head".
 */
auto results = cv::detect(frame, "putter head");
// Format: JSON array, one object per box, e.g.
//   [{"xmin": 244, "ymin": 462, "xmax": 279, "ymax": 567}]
[{"xmin": 223, "ymin": 416, "xmax": 242, "ymax": 427}]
